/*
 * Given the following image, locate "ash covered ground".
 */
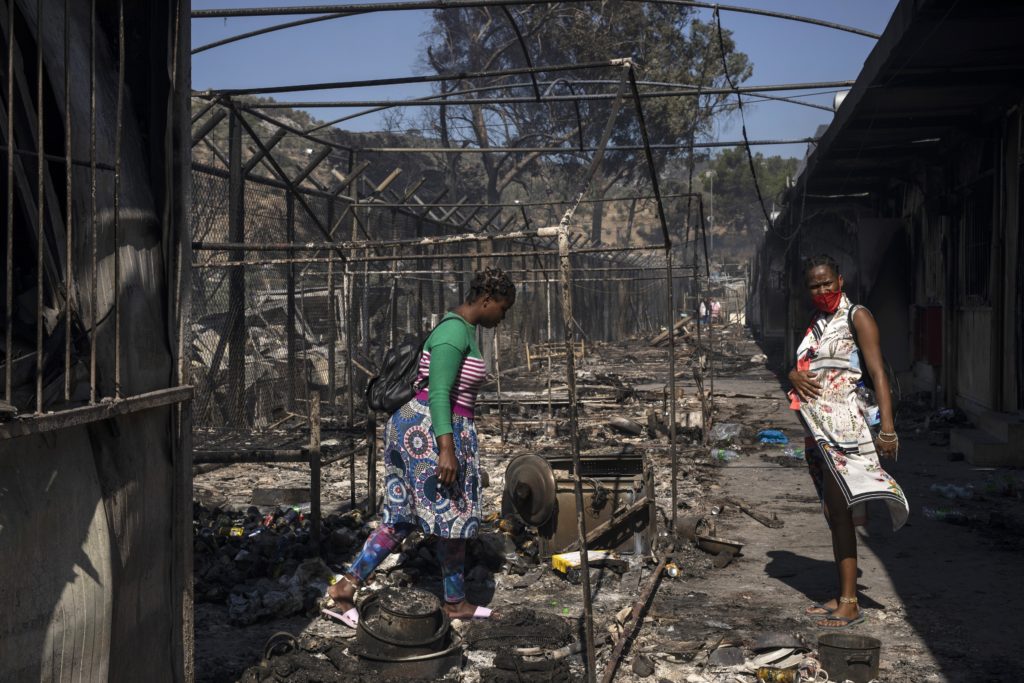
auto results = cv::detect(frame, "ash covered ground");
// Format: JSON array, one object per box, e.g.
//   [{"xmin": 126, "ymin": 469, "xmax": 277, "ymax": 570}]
[{"xmin": 192, "ymin": 324, "xmax": 1024, "ymax": 682}]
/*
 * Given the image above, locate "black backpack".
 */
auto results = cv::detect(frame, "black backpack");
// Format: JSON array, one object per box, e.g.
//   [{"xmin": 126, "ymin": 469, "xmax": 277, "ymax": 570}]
[
  {"xmin": 365, "ymin": 318, "xmax": 459, "ymax": 413},
  {"xmin": 848, "ymin": 305, "xmax": 900, "ymax": 403}
]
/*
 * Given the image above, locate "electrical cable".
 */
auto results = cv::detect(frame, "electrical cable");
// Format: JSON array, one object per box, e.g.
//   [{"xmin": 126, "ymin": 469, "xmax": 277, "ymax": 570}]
[{"xmin": 712, "ymin": 8, "xmax": 773, "ymax": 229}]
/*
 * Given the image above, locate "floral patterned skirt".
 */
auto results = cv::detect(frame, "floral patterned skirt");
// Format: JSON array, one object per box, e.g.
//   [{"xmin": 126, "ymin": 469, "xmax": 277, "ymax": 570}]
[
  {"xmin": 380, "ymin": 398, "xmax": 481, "ymax": 539},
  {"xmin": 800, "ymin": 401, "xmax": 909, "ymax": 531}
]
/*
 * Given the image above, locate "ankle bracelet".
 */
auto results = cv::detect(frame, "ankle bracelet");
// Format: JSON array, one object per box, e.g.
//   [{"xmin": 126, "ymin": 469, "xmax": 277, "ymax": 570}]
[{"xmin": 839, "ymin": 596, "xmax": 858, "ymax": 605}]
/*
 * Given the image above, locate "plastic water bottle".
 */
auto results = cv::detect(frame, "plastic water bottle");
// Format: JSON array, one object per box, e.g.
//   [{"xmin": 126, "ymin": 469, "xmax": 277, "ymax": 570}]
[
  {"xmin": 711, "ymin": 448, "xmax": 740, "ymax": 463},
  {"xmin": 922, "ymin": 506, "xmax": 968, "ymax": 524},
  {"xmin": 855, "ymin": 382, "xmax": 881, "ymax": 426},
  {"xmin": 782, "ymin": 446, "xmax": 804, "ymax": 460}
]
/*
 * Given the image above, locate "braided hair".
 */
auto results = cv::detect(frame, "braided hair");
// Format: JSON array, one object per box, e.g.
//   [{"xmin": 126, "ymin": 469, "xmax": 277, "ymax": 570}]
[
  {"xmin": 803, "ymin": 254, "xmax": 840, "ymax": 277},
  {"xmin": 467, "ymin": 267, "xmax": 516, "ymax": 304}
]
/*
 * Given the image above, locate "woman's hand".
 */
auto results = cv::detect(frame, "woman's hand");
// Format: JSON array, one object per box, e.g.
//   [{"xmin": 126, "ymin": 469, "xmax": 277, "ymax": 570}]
[
  {"xmin": 436, "ymin": 435, "xmax": 458, "ymax": 486},
  {"xmin": 789, "ymin": 368, "xmax": 822, "ymax": 402},
  {"xmin": 874, "ymin": 431, "xmax": 899, "ymax": 459}
]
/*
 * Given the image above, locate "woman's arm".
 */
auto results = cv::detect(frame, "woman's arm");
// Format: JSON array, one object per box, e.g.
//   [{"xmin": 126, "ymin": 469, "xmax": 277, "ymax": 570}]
[
  {"xmin": 427, "ymin": 342, "xmax": 464, "ymax": 484},
  {"xmin": 852, "ymin": 308, "xmax": 898, "ymax": 457}
]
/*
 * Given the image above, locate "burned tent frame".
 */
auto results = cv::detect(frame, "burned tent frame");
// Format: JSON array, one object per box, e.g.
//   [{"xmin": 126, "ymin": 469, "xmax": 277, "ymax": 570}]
[{"xmin": 187, "ymin": 3, "xmax": 878, "ymax": 681}]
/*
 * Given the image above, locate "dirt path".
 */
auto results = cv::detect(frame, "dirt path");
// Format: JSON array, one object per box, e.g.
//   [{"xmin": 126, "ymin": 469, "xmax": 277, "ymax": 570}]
[{"xmin": 631, "ymin": 365, "xmax": 1024, "ymax": 682}]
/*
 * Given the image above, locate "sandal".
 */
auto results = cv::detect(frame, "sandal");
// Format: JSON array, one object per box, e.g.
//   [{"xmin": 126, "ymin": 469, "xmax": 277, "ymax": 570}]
[
  {"xmin": 816, "ymin": 613, "xmax": 864, "ymax": 629},
  {"xmin": 816, "ymin": 596, "xmax": 862, "ymax": 628},
  {"xmin": 319, "ymin": 575, "xmax": 359, "ymax": 629}
]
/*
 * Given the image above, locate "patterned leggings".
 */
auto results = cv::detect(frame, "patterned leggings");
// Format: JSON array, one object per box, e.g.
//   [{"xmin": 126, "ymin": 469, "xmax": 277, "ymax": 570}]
[{"xmin": 346, "ymin": 523, "xmax": 467, "ymax": 604}]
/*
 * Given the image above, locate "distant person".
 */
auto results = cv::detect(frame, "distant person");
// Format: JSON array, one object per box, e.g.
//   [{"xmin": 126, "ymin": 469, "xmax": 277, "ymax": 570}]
[
  {"xmin": 710, "ymin": 299, "xmax": 722, "ymax": 323},
  {"xmin": 322, "ymin": 268, "xmax": 516, "ymax": 627},
  {"xmin": 699, "ymin": 299, "xmax": 709, "ymax": 325},
  {"xmin": 787, "ymin": 254, "xmax": 908, "ymax": 629}
]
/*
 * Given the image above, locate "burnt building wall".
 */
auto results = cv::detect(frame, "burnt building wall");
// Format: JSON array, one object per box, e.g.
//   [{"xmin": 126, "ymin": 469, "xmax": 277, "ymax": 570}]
[{"xmin": 0, "ymin": 0, "xmax": 192, "ymax": 680}]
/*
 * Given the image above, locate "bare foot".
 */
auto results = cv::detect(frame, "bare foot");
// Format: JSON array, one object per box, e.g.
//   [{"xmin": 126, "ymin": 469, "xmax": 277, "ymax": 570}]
[{"xmin": 805, "ymin": 599, "xmax": 838, "ymax": 616}]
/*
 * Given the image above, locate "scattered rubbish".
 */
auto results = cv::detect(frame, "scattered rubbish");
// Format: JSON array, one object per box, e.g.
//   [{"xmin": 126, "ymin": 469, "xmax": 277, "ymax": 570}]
[
  {"xmin": 551, "ymin": 549, "xmax": 616, "ymax": 575},
  {"xmin": 708, "ymin": 645, "xmax": 744, "ymax": 666},
  {"xmin": 632, "ymin": 653, "xmax": 656, "ymax": 677},
  {"xmin": 608, "ymin": 416, "xmax": 644, "ymax": 435},
  {"xmin": 782, "ymin": 446, "xmax": 805, "ymax": 460},
  {"xmin": 664, "ymin": 562, "xmax": 680, "ymax": 578},
  {"xmin": 710, "ymin": 448, "xmax": 740, "ymax": 463},
  {"xmin": 251, "ymin": 487, "xmax": 311, "ymax": 506},
  {"xmin": 929, "ymin": 483, "xmax": 974, "ymax": 499},
  {"xmin": 695, "ymin": 534, "xmax": 743, "ymax": 568},
  {"xmin": 921, "ymin": 506, "xmax": 969, "ymax": 524},
  {"xmin": 755, "ymin": 666, "xmax": 800, "ymax": 682},
  {"xmin": 752, "ymin": 633, "xmax": 810, "ymax": 653},
  {"xmin": 708, "ymin": 422, "xmax": 745, "ymax": 445},
  {"xmin": 981, "ymin": 474, "xmax": 1020, "ymax": 498},
  {"xmin": 727, "ymin": 497, "xmax": 785, "ymax": 529},
  {"xmin": 757, "ymin": 429, "xmax": 789, "ymax": 445},
  {"xmin": 750, "ymin": 353, "xmax": 768, "ymax": 364},
  {"xmin": 676, "ymin": 514, "xmax": 716, "ymax": 542}
]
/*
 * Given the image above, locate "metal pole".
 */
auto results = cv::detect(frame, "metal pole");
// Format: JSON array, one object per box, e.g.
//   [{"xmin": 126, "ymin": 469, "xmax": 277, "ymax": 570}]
[
  {"xmin": 327, "ymin": 253, "xmax": 338, "ymax": 407},
  {"xmin": 310, "ymin": 391, "xmax": 322, "ymax": 552},
  {"xmin": 112, "ymin": 0, "xmax": 125, "ymax": 399},
  {"xmin": 190, "ymin": 1, "xmax": 880, "ymax": 39},
  {"xmin": 34, "ymin": 0, "xmax": 44, "ymax": 413},
  {"xmin": 345, "ymin": 152, "xmax": 356, "ymax": 428},
  {"xmin": 88, "ymin": 0, "xmax": 97, "ymax": 403},
  {"xmin": 286, "ymin": 192, "xmax": 297, "ymax": 411},
  {"xmin": 63, "ymin": 0, "xmax": 73, "ymax": 402},
  {"xmin": 366, "ymin": 412, "xmax": 377, "ymax": 515},
  {"xmin": 666, "ymin": 250, "xmax": 678, "ymax": 530},
  {"xmin": 4, "ymin": 0, "xmax": 14, "ymax": 404},
  {"xmin": 493, "ymin": 331, "xmax": 503, "ymax": 443},
  {"xmin": 227, "ymin": 112, "xmax": 246, "ymax": 425},
  {"xmin": 557, "ymin": 224, "xmax": 596, "ymax": 683}
]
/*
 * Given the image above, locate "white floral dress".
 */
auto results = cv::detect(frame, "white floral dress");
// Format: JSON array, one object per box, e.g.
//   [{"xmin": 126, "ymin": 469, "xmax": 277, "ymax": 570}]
[{"xmin": 791, "ymin": 294, "xmax": 909, "ymax": 530}]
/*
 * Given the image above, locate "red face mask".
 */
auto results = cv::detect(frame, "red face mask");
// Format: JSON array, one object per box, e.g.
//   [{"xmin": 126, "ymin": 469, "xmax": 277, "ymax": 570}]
[{"xmin": 812, "ymin": 290, "xmax": 842, "ymax": 313}]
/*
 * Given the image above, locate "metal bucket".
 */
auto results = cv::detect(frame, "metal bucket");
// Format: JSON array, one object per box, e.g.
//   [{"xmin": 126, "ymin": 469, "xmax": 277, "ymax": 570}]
[{"xmin": 817, "ymin": 633, "xmax": 880, "ymax": 683}]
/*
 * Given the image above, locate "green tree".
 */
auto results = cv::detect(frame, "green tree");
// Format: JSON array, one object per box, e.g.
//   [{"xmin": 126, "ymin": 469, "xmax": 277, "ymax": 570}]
[
  {"xmin": 705, "ymin": 147, "xmax": 797, "ymax": 234},
  {"xmin": 421, "ymin": 4, "xmax": 751, "ymax": 241}
]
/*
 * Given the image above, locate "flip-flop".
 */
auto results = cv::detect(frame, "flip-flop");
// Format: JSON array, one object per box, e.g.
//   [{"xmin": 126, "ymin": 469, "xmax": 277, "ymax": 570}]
[
  {"xmin": 322, "ymin": 606, "xmax": 359, "ymax": 629},
  {"xmin": 804, "ymin": 601, "xmax": 835, "ymax": 616},
  {"xmin": 816, "ymin": 613, "xmax": 864, "ymax": 629}
]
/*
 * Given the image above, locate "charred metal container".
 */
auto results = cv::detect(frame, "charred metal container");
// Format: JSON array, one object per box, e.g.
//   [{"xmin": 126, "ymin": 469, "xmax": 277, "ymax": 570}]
[
  {"xmin": 356, "ymin": 588, "xmax": 450, "ymax": 658},
  {"xmin": 350, "ymin": 588, "xmax": 463, "ymax": 678},
  {"xmin": 817, "ymin": 633, "xmax": 880, "ymax": 683},
  {"xmin": 505, "ymin": 447, "xmax": 656, "ymax": 557}
]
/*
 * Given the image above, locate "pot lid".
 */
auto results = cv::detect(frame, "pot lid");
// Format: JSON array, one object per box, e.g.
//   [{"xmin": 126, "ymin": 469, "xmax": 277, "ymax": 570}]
[{"xmin": 504, "ymin": 455, "xmax": 556, "ymax": 526}]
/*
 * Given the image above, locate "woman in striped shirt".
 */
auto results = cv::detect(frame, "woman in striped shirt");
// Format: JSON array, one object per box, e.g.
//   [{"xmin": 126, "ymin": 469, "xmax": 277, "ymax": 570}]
[{"xmin": 324, "ymin": 268, "xmax": 516, "ymax": 626}]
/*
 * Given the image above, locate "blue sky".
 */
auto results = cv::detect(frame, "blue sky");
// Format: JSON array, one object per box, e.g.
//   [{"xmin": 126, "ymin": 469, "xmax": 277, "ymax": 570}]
[{"xmin": 192, "ymin": 1, "xmax": 899, "ymax": 159}]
